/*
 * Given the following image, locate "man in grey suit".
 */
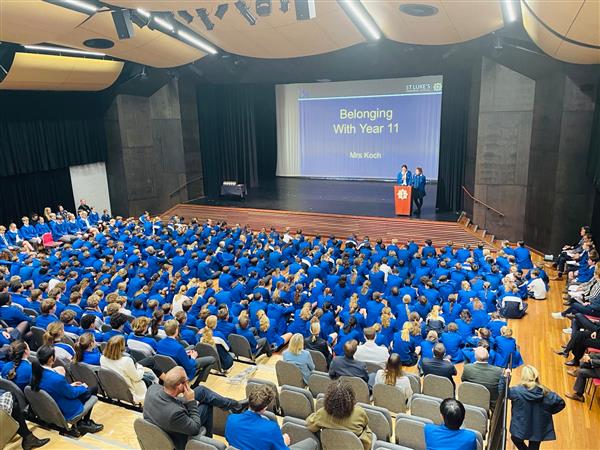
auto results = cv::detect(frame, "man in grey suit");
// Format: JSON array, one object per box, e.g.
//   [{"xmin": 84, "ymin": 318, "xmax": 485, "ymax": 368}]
[{"xmin": 461, "ymin": 347, "xmax": 503, "ymax": 408}]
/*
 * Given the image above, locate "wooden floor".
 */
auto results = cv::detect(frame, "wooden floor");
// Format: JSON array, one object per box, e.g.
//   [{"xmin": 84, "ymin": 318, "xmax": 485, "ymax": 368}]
[
  {"xmin": 164, "ymin": 204, "xmax": 491, "ymax": 248},
  {"xmin": 5, "ymin": 271, "xmax": 598, "ymax": 450}
]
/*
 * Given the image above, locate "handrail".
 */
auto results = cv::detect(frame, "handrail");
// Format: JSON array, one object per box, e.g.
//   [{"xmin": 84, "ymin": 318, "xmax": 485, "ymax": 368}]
[
  {"xmin": 169, "ymin": 176, "xmax": 204, "ymax": 197},
  {"xmin": 461, "ymin": 186, "xmax": 505, "ymax": 217}
]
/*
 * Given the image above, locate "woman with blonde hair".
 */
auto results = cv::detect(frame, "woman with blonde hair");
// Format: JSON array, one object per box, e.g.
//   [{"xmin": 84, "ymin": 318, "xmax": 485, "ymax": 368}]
[
  {"xmin": 500, "ymin": 365, "xmax": 564, "ymax": 450},
  {"xmin": 283, "ymin": 333, "xmax": 315, "ymax": 384}
]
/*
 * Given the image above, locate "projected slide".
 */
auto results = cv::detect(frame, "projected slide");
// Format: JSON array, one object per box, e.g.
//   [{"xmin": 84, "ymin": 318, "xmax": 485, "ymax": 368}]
[{"xmin": 276, "ymin": 76, "xmax": 443, "ymax": 180}]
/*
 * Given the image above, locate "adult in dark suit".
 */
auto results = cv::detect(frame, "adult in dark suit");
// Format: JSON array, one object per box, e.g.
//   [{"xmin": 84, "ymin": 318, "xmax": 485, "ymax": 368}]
[
  {"xmin": 565, "ymin": 352, "xmax": 600, "ymax": 402},
  {"xmin": 329, "ymin": 340, "xmax": 369, "ymax": 384},
  {"xmin": 461, "ymin": 347, "xmax": 503, "ymax": 407},
  {"xmin": 421, "ymin": 343, "xmax": 457, "ymax": 385}
]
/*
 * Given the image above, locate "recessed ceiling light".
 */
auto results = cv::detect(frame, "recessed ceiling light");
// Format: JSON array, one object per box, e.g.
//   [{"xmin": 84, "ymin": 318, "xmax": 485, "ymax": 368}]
[{"xmin": 399, "ymin": 4, "xmax": 439, "ymax": 17}]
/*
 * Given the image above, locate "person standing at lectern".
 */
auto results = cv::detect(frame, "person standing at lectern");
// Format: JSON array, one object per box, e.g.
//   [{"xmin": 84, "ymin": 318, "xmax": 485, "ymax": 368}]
[
  {"xmin": 396, "ymin": 165, "xmax": 412, "ymax": 186},
  {"xmin": 411, "ymin": 167, "xmax": 426, "ymax": 215}
]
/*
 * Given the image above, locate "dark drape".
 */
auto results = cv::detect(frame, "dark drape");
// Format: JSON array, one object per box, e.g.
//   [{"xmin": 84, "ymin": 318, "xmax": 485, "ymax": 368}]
[
  {"xmin": 435, "ymin": 69, "xmax": 472, "ymax": 212},
  {"xmin": 196, "ymin": 84, "xmax": 277, "ymax": 196},
  {"xmin": 586, "ymin": 84, "xmax": 600, "ymax": 188},
  {"xmin": 0, "ymin": 168, "xmax": 75, "ymax": 225},
  {"xmin": 0, "ymin": 91, "xmax": 108, "ymax": 177}
]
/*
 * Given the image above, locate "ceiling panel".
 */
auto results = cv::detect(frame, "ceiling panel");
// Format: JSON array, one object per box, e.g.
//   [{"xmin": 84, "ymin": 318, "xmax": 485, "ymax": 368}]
[{"xmin": 564, "ymin": 0, "xmax": 600, "ymax": 45}]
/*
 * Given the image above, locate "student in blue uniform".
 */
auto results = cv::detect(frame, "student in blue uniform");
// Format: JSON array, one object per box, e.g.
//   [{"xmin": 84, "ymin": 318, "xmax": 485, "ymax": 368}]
[
  {"xmin": 396, "ymin": 164, "xmax": 412, "ymax": 186},
  {"xmin": 424, "ymin": 399, "xmax": 477, "ymax": 450},
  {"xmin": 73, "ymin": 333, "xmax": 102, "ymax": 366},
  {"xmin": 0, "ymin": 340, "xmax": 33, "ymax": 390},
  {"xmin": 30, "ymin": 345, "xmax": 103, "ymax": 436},
  {"xmin": 411, "ymin": 167, "xmax": 427, "ymax": 215}
]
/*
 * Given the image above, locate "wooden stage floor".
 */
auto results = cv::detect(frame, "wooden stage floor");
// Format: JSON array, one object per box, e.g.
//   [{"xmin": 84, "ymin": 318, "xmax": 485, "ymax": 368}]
[{"xmin": 164, "ymin": 204, "xmax": 489, "ymax": 248}]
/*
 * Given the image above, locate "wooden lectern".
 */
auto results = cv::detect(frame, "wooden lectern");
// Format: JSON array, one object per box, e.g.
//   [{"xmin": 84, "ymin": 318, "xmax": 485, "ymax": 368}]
[{"xmin": 394, "ymin": 185, "xmax": 412, "ymax": 216}]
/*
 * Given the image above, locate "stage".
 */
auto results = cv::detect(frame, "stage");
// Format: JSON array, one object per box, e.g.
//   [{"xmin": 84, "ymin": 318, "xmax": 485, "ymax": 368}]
[{"xmin": 187, "ymin": 177, "xmax": 457, "ymax": 222}]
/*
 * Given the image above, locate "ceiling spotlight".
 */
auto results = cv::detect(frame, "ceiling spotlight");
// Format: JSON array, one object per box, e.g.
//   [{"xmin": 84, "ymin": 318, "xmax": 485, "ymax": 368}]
[
  {"xmin": 337, "ymin": 0, "xmax": 381, "ymax": 41},
  {"xmin": 280, "ymin": 0, "xmax": 289, "ymax": 13},
  {"xmin": 256, "ymin": 0, "xmax": 272, "ymax": 16},
  {"xmin": 177, "ymin": 30, "xmax": 219, "ymax": 54},
  {"xmin": 235, "ymin": 0, "xmax": 256, "ymax": 26},
  {"xmin": 136, "ymin": 8, "xmax": 150, "ymax": 18},
  {"xmin": 152, "ymin": 15, "xmax": 175, "ymax": 32},
  {"xmin": 501, "ymin": 0, "xmax": 518, "ymax": 23},
  {"xmin": 196, "ymin": 8, "xmax": 215, "ymax": 31},
  {"xmin": 45, "ymin": 0, "xmax": 98, "ymax": 14},
  {"xmin": 24, "ymin": 44, "xmax": 105, "ymax": 57},
  {"xmin": 295, "ymin": 0, "xmax": 315, "ymax": 20},
  {"xmin": 215, "ymin": 3, "xmax": 229, "ymax": 19},
  {"xmin": 131, "ymin": 9, "xmax": 151, "ymax": 28},
  {"xmin": 178, "ymin": 10, "xmax": 194, "ymax": 24}
]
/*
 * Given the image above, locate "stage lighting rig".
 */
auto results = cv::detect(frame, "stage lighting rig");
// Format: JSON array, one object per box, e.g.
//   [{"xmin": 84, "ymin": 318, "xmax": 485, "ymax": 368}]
[
  {"xmin": 234, "ymin": 0, "xmax": 256, "ymax": 26},
  {"xmin": 215, "ymin": 3, "xmax": 229, "ymax": 20},
  {"xmin": 178, "ymin": 10, "xmax": 194, "ymax": 24},
  {"xmin": 196, "ymin": 8, "xmax": 215, "ymax": 30},
  {"xmin": 256, "ymin": 0, "xmax": 272, "ymax": 16}
]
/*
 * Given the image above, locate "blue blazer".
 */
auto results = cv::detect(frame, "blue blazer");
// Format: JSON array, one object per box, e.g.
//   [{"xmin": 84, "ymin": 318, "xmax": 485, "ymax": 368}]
[
  {"xmin": 38, "ymin": 368, "xmax": 90, "ymax": 420},
  {"xmin": 411, "ymin": 174, "xmax": 427, "ymax": 193},
  {"xmin": 396, "ymin": 170, "xmax": 412, "ymax": 186},
  {"xmin": 0, "ymin": 360, "xmax": 32, "ymax": 390},
  {"xmin": 156, "ymin": 337, "xmax": 196, "ymax": 379}
]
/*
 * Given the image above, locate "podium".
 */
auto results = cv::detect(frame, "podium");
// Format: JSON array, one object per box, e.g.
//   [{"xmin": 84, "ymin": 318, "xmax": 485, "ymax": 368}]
[{"xmin": 394, "ymin": 185, "xmax": 412, "ymax": 216}]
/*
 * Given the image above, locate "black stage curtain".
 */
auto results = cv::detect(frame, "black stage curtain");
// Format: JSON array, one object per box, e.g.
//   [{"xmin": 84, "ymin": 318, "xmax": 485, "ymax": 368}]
[
  {"xmin": 0, "ymin": 168, "xmax": 76, "ymax": 225},
  {"xmin": 587, "ymin": 84, "xmax": 600, "ymax": 188},
  {"xmin": 196, "ymin": 84, "xmax": 277, "ymax": 196},
  {"xmin": 0, "ymin": 91, "xmax": 107, "ymax": 178},
  {"xmin": 436, "ymin": 69, "xmax": 472, "ymax": 212}
]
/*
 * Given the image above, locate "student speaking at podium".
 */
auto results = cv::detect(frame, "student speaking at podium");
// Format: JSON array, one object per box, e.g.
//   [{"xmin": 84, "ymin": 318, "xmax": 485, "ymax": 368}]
[
  {"xmin": 396, "ymin": 165, "xmax": 412, "ymax": 186},
  {"xmin": 411, "ymin": 167, "xmax": 426, "ymax": 215}
]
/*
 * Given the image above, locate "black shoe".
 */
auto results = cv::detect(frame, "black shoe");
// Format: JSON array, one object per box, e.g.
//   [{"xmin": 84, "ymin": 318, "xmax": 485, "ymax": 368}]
[
  {"xmin": 553, "ymin": 349, "xmax": 567, "ymax": 357},
  {"xmin": 231, "ymin": 399, "xmax": 249, "ymax": 414},
  {"xmin": 78, "ymin": 419, "xmax": 104, "ymax": 434},
  {"xmin": 22, "ymin": 434, "xmax": 50, "ymax": 450},
  {"xmin": 565, "ymin": 360, "xmax": 579, "ymax": 367}
]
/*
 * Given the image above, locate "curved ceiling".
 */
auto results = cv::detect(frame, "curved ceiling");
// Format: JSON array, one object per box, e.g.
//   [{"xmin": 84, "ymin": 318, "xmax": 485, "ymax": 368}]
[{"xmin": 521, "ymin": 0, "xmax": 600, "ymax": 64}]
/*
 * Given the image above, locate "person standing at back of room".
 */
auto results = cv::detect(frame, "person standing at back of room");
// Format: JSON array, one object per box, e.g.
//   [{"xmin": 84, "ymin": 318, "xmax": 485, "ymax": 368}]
[
  {"xmin": 411, "ymin": 167, "xmax": 426, "ymax": 215},
  {"xmin": 396, "ymin": 164, "xmax": 412, "ymax": 186}
]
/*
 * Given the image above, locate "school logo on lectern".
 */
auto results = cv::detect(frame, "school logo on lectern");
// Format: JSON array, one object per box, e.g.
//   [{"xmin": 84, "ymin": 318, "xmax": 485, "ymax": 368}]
[{"xmin": 397, "ymin": 189, "xmax": 409, "ymax": 200}]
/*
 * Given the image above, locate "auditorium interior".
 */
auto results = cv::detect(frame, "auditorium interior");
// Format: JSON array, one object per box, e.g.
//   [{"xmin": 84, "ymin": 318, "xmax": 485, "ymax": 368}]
[{"xmin": 1, "ymin": 1, "xmax": 600, "ymax": 450}]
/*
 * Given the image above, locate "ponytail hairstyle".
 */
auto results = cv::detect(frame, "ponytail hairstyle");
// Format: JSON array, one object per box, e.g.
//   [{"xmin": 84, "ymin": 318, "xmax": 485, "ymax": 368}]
[
  {"xmin": 460, "ymin": 309, "xmax": 472, "ymax": 324},
  {"xmin": 343, "ymin": 316, "xmax": 356, "ymax": 334},
  {"xmin": 310, "ymin": 320, "xmax": 321, "ymax": 343},
  {"xmin": 201, "ymin": 315, "xmax": 217, "ymax": 345},
  {"xmin": 349, "ymin": 294, "xmax": 359, "ymax": 312},
  {"xmin": 6, "ymin": 340, "xmax": 27, "ymax": 381},
  {"xmin": 360, "ymin": 280, "xmax": 371, "ymax": 295},
  {"xmin": 73, "ymin": 332, "xmax": 95, "ymax": 363},
  {"xmin": 151, "ymin": 310, "xmax": 164, "ymax": 336},
  {"xmin": 401, "ymin": 322, "xmax": 412, "ymax": 342},
  {"xmin": 428, "ymin": 305, "xmax": 441, "ymax": 321},
  {"xmin": 257, "ymin": 310, "xmax": 270, "ymax": 333},
  {"xmin": 31, "ymin": 345, "xmax": 55, "ymax": 392},
  {"xmin": 380, "ymin": 307, "xmax": 392, "ymax": 329},
  {"xmin": 43, "ymin": 321, "xmax": 64, "ymax": 345},
  {"xmin": 300, "ymin": 302, "xmax": 312, "ymax": 321},
  {"xmin": 447, "ymin": 294, "xmax": 457, "ymax": 313}
]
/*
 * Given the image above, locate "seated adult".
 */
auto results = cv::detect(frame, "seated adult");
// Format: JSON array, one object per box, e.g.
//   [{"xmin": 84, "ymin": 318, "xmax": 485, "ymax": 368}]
[
  {"xmin": 143, "ymin": 366, "xmax": 247, "ymax": 450},
  {"xmin": 283, "ymin": 333, "xmax": 315, "ymax": 385},
  {"xmin": 421, "ymin": 343, "xmax": 457, "ymax": 386},
  {"xmin": 156, "ymin": 319, "xmax": 215, "ymax": 386},
  {"xmin": 424, "ymin": 399, "xmax": 478, "ymax": 450},
  {"xmin": 225, "ymin": 384, "xmax": 317, "ymax": 450},
  {"xmin": 461, "ymin": 347, "xmax": 503, "ymax": 408},
  {"xmin": 329, "ymin": 339, "xmax": 369, "ymax": 384},
  {"xmin": 0, "ymin": 388, "xmax": 49, "ymax": 449},
  {"xmin": 0, "ymin": 340, "xmax": 32, "ymax": 390},
  {"xmin": 373, "ymin": 353, "xmax": 412, "ymax": 403},
  {"xmin": 304, "ymin": 321, "xmax": 331, "ymax": 367},
  {"xmin": 30, "ymin": 345, "xmax": 103, "ymax": 435},
  {"xmin": 354, "ymin": 327, "xmax": 390, "ymax": 370},
  {"xmin": 306, "ymin": 380, "xmax": 373, "ymax": 450},
  {"xmin": 100, "ymin": 335, "xmax": 157, "ymax": 404},
  {"xmin": 565, "ymin": 351, "xmax": 600, "ymax": 402}
]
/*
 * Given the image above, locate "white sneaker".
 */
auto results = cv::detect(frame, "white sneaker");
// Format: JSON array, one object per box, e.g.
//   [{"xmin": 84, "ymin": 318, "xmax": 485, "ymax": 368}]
[
  {"xmin": 551, "ymin": 312, "xmax": 564, "ymax": 319},
  {"xmin": 563, "ymin": 328, "xmax": 572, "ymax": 334}
]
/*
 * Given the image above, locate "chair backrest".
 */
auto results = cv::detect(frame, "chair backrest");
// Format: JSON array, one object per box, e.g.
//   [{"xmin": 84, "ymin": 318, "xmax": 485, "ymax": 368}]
[
  {"xmin": 30, "ymin": 326, "xmax": 45, "ymax": 351},
  {"xmin": 185, "ymin": 437, "xmax": 228, "ymax": 450},
  {"xmin": 395, "ymin": 413, "xmax": 433, "ymax": 450},
  {"xmin": 23, "ymin": 307, "xmax": 39, "ymax": 317},
  {"xmin": 281, "ymin": 417, "xmax": 321, "ymax": 450},
  {"xmin": 407, "ymin": 373, "xmax": 421, "ymax": 394},
  {"xmin": 316, "ymin": 393, "xmax": 324, "ymax": 411},
  {"xmin": 422, "ymin": 374, "xmax": 454, "ymax": 400},
  {"xmin": 320, "ymin": 428, "xmax": 364, "ymax": 450},
  {"xmin": 0, "ymin": 378, "xmax": 28, "ymax": 412},
  {"xmin": 61, "ymin": 334, "xmax": 76, "ymax": 347},
  {"xmin": 358, "ymin": 403, "xmax": 392, "ymax": 442},
  {"xmin": 195, "ymin": 343, "xmax": 223, "ymax": 372},
  {"xmin": 69, "ymin": 362, "xmax": 100, "ymax": 391},
  {"xmin": 373, "ymin": 441, "xmax": 413, "ymax": 450},
  {"xmin": 308, "ymin": 371, "xmax": 333, "ymax": 397},
  {"xmin": 463, "ymin": 404, "xmax": 488, "ymax": 439},
  {"xmin": 339, "ymin": 376, "xmax": 370, "ymax": 404},
  {"xmin": 134, "ymin": 417, "xmax": 176, "ymax": 450},
  {"xmin": 228, "ymin": 334, "xmax": 254, "ymax": 361},
  {"xmin": 154, "ymin": 354, "xmax": 178, "ymax": 374},
  {"xmin": 128, "ymin": 348, "xmax": 149, "ymax": 363},
  {"xmin": 365, "ymin": 361, "xmax": 383, "ymax": 374},
  {"xmin": 24, "ymin": 386, "xmax": 69, "ymax": 429},
  {"xmin": 127, "ymin": 339, "xmax": 156, "ymax": 357},
  {"xmin": 373, "ymin": 383, "xmax": 408, "ymax": 414},
  {"xmin": 41, "ymin": 232, "xmax": 53, "ymax": 245},
  {"xmin": 0, "ymin": 409, "xmax": 19, "ymax": 448},
  {"xmin": 410, "ymin": 394, "xmax": 443, "ymax": 424},
  {"xmin": 97, "ymin": 367, "xmax": 138, "ymax": 406},
  {"xmin": 458, "ymin": 381, "xmax": 491, "ymax": 412},
  {"xmin": 211, "ymin": 406, "xmax": 230, "ymax": 437},
  {"xmin": 308, "ymin": 349, "xmax": 328, "ymax": 372},
  {"xmin": 276, "ymin": 360, "xmax": 305, "ymax": 388},
  {"xmin": 279, "ymin": 385, "xmax": 315, "ymax": 420},
  {"xmin": 245, "ymin": 378, "xmax": 280, "ymax": 413}
]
